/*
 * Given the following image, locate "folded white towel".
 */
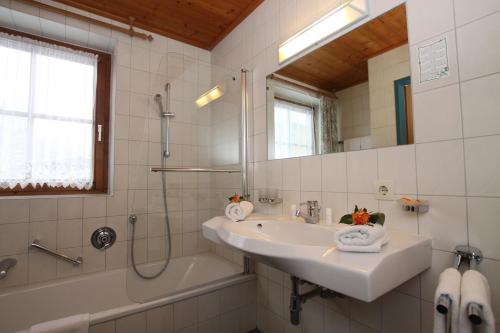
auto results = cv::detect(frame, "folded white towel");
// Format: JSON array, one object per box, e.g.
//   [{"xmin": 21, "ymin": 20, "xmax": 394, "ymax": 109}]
[
  {"xmin": 334, "ymin": 224, "xmax": 389, "ymax": 252},
  {"xmin": 433, "ymin": 268, "xmax": 461, "ymax": 333},
  {"xmin": 459, "ymin": 270, "xmax": 495, "ymax": 333},
  {"xmin": 225, "ymin": 201, "xmax": 254, "ymax": 222},
  {"xmin": 30, "ymin": 314, "xmax": 90, "ymax": 333}
]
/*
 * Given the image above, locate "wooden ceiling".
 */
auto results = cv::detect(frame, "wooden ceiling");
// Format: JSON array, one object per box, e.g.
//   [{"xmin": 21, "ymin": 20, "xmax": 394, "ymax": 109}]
[
  {"xmin": 51, "ymin": 0, "xmax": 263, "ymax": 50},
  {"xmin": 277, "ymin": 4, "xmax": 408, "ymax": 92}
]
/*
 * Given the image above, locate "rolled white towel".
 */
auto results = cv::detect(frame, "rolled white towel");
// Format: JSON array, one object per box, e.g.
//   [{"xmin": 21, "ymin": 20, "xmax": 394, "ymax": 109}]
[
  {"xmin": 334, "ymin": 224, "xmax": 389, "ymax": 252},
  {"xmin": 225, "ymin": 201, "xmax": 254, "ymax": 222},
  {"xmin": 433, "ymin": 268, "xmax": 461, "ymax": 333},
  {"xmin": 459, "ymin": 270, "xmax": 495, "ymax": 333},
  {"xmin": 30, "ymin": 313, "xmax": 90, "ymax": 333}
]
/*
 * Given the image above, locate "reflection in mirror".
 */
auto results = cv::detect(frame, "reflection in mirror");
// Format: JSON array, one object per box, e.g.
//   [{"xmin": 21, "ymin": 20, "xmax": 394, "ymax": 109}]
[{"xmin": 267, "ymin": 4, "xmax": 412, "ymax": 160}]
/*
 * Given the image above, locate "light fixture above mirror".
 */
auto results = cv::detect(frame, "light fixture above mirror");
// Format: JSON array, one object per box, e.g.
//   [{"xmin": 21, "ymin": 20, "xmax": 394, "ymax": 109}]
[{"xmin": 278, "ymin": 0, "xmax": 369, "ymax": 64}]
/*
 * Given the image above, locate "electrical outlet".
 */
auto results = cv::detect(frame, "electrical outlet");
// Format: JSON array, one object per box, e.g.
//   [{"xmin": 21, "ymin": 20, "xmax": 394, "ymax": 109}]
[{"xmin": 374, "ymin": 180, "xmax": 394, "ymax": 200}]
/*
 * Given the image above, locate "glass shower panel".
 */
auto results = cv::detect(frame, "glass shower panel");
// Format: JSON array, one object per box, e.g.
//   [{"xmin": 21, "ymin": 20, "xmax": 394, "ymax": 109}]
[{"xmin": 126, "ymin": 52, "xmax": 248, "ymax": 302}]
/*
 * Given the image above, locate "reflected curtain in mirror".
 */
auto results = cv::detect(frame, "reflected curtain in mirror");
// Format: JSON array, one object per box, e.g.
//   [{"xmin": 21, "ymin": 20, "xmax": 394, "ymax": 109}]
[{"xmin": 319, "ymin": 96, "xmax": 342, "ymax": 154}]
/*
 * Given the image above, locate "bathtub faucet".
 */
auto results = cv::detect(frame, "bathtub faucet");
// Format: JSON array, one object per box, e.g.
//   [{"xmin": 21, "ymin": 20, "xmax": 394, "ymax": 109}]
[{"xmin": 0, "ymin": 258, "xmax": 17, "ymax": 279}]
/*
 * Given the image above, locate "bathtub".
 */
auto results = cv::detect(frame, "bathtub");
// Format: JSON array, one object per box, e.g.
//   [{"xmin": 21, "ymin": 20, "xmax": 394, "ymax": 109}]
[{"xmin": 0, "ymin": 253, "xmax": 253, "ymax": 333}]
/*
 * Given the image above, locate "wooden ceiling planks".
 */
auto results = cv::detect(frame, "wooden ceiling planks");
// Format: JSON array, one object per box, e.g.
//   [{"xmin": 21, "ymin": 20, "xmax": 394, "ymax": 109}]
[
  {"xmin": 51, "ymin": 0, "xmax": 263, "ymax": 50},
  {"xmin": 276, "ymin": 4, "xmax": 408, "ymax": 92}
]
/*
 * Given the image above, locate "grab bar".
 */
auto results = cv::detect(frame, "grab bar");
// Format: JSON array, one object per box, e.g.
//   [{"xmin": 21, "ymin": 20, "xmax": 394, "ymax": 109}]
[
  {"xmin": 150, "ymin": 167, "xmax": 241, "ymax": 173},
  {"xmin": 31, "ymin": 240, "xmax": 83, "ymax": 265}
]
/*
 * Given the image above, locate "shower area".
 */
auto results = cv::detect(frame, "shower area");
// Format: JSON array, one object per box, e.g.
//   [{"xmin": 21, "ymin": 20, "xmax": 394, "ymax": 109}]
[{"xmin": 125, "ymin": 52, "xmax": 251, "ymax": 303}]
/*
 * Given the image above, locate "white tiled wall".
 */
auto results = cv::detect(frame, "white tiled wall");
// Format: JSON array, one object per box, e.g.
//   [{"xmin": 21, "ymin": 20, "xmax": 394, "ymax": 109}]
[
  {"xmin": 211, "ymin": 0, "xmax": 500, "ymax": 332},
  {"xmin": 89, "ymin": 279, "xmax": 257, "ymax": 333},
  {"xmin": 0, "ymin": 0, "xmax": 243, "ymax": 291}
]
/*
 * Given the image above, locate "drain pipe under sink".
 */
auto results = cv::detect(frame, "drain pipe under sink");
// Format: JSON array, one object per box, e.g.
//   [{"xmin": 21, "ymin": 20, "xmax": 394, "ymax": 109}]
[{"xmin": 289, "ymin": 276, "xmax": 342, "ymax": 325}]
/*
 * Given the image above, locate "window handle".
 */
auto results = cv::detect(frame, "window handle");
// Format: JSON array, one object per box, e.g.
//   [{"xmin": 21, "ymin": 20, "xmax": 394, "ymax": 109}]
[{"xmin": 97, "ymin": 124, "xmax": 102, "ymax": 142}]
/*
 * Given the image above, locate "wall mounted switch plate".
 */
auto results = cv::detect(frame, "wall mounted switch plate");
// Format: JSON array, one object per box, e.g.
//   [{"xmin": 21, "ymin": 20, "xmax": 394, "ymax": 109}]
[{"xmin": 374, "ymin": 180, "xmax": 394, "ymax": 200}]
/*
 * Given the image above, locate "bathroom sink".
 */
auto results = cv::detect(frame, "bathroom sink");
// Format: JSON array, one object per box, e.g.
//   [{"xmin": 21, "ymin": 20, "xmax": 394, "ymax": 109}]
[{"xmin": 203, "ymin": 215, "xmax": 432, "ymax": 302}]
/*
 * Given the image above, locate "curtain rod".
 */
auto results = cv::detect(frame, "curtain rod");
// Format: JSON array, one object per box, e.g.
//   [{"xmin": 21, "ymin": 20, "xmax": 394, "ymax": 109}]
[
  {"xmin": 15, "ymin": 0, "xmax": 153, "ymax": 41},
  {"xmin": 270, "ymin": 74, "xmax": 337, "ymax": 99}
]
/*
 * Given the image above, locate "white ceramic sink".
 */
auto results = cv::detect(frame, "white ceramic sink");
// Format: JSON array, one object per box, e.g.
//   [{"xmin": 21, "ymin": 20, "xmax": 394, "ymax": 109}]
[{"xmin": 203, "ymin": 215, "xmax": 432, "ymax": 302}]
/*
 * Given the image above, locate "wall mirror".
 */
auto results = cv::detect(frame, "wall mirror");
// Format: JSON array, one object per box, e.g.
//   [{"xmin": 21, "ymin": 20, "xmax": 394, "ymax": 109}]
[{"xmin": 267, "ymin": 4, "xmax": 412, "ymax": 160}]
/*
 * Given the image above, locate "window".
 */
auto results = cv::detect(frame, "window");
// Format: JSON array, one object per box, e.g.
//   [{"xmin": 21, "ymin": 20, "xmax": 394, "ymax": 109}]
[
  {"xmin": 274, "ymin": 98, "xmax": 314, "ymax": 159},
  {"xmin": 0, "ymin": 28, "xmax": 111, "ymax": 196}
]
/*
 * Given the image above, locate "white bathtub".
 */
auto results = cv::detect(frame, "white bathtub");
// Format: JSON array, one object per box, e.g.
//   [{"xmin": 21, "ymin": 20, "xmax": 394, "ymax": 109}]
[{"xmin": 0, "ymin": 253, "xmax": 252, "ymax": 333}]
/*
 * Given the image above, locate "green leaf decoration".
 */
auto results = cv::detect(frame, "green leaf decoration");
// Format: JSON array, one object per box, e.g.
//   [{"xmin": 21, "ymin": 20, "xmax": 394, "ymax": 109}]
[
  {"xmin": 339, "ymin": 214, "xmax": 353, "ymax": 224},
  {"xmin": 354, "ymin": 205, "xmax": 359, "ymax": 213}
]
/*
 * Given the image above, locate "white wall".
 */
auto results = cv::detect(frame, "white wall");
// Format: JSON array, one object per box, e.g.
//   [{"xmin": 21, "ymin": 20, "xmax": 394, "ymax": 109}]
[{"xmin": 211, "ymin": 0, "xmax": 500, "ymax": 332}]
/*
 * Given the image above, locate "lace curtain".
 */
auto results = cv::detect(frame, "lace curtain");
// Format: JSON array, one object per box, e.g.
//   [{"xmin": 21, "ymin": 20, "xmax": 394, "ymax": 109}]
[
  {"xmin": 274, "ymin": 99, "xmax": 314, "ymax": 159},
  {"xmin": 0, "ymin": 32, "xmax": 98, "ymax": 190}
]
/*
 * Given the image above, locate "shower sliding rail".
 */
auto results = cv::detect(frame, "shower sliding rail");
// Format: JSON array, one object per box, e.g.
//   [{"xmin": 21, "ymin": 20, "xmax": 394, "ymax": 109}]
[
  {"xmin": 150, "ymin": 167, "xmax": 241, "ymax": 173},
  {"xmin": 31, "ymin": 240, "xmax": 83, "ymax": 265}
]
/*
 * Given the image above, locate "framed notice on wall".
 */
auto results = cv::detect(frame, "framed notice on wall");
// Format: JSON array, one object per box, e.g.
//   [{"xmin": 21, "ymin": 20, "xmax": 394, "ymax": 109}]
[{"xmin": 418, "ymin": 38, "xmax": 450, "ymax": 83}]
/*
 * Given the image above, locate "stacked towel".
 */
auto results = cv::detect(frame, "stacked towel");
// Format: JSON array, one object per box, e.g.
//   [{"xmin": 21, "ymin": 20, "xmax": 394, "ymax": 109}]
[
  {"xmin": 30, "ymin": 314, "xmax": 90, "ymax": 333},
  {"xmin": 434, "ymin": 268, "xmax": 461, "ymax": 333},
  {"xmin": 334, "ymin": 224, "xmax": 389, "ymax": 252},
  {"xmin": 225, "ymin": 201, "xmax": 254, "ymax": 222},
  {"xmin": 459, "ymin": 270, "xmax": 495, "ymax": 333}
]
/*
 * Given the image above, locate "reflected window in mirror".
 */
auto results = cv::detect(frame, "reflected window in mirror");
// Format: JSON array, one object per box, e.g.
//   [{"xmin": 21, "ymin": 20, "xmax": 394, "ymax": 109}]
[{"xmin": 267, "ymin": 4, "xmax": 413, "ymax": 160}]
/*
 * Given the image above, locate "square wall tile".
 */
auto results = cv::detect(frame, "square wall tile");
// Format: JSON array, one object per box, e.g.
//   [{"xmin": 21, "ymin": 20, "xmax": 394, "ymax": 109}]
[
  {"xmin": 0, "ymin": 223, "xmax": 29, "ymax": 256},
  {"xmin": 321, "ymin": 153, "xmax": 347, "ymax": 192},
  {"xmin": 454, "ymin": 0, "xmax": 500, "ymax": 26},
  {"xmin": 116, "ymin": 312, "xmax": 146, "ymax": 333},
  {"xmin": 30, "ymin": 198, "xmax": 57, "ymax": 222},
  {"xmin": 461, "ymin": 73, "xmax": 500, "ymax": 137},
  {"xmin": 407, "ymin": 0, "xmax": 454, "ymax": 45},
  {"xmin": 416, "ymin": 140, "xmax": 465, "ymax": 196},
  {"xmin": 382, "ymin": 291, "xmax": 420, "ymax": 333},
  {"xmin": 57, "ymin": 219, "xmax": 83, "ymax": 249},
  {"xmin": 347, "ymin": 149, "xmax": 377, "ymax": 193},
  {"xmin": 377, "ymin": 145, "xmax": 417, "ymax": 195},
  {"xmin": 413, "ymin": 84, "xmax": 462, "ymax": 143},
  {"xmin": 418, "ymin": 195, "xmax": 468, "ymax": 251},
  {"xmin": 57, "ymin": 197, "xmax": 83, "ymax": 220},
  {"xmin": 300, "ymin": 155, "xmax": 321, "ymax": 191},
  {"xmin": 282, "ymin": 158, "xmax": 300, "ymax": 191},
  {"xmin": 173, "ymin": 298, "xmax": 197, "ymax": 330},
  {"xmin": 464, "ymin": 135, "xmax": 500, "ymax": 197},
  {"xmin": 467, "ymin": 197, "xmax": 500, "ymax": 260},
  {"xmin": 478, "ymin": 259, "xmax": 500, "ymax": 321},
  {"xmin": 0, "ymin": 199, "xmax": 29, "ymax": 224},
  {"xmin": 457, "ymin": 11, "xmax": 500, "ymax": 81},
  {"xmin": 83, "ymin": 196, "xmax": 107, "ymax": 218},
  {"xmin": 147, "ymin": 305, "xmax": 173, "ymax": 333}
]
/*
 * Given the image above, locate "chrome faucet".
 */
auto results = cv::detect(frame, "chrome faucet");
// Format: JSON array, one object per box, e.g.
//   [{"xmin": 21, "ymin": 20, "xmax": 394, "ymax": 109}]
[
  {"xmin": 0, "ymin": 258, "xmax": 17, "ymax": 279},
  {"xmin": 295, "ymin": 201, "xmax": 321, "ymax": 224}
]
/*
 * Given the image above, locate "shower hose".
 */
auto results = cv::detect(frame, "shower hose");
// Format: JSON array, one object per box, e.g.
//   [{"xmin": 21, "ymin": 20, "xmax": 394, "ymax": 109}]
[{"xmin": 129, "ymin": 168, "xmax": 172, "ymax": 279}]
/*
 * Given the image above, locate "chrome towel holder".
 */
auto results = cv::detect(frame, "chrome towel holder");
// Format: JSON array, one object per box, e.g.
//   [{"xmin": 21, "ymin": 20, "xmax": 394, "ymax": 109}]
[{"xmin": 436, "ymin": 245, "xmax": 484, "ymax": 326}]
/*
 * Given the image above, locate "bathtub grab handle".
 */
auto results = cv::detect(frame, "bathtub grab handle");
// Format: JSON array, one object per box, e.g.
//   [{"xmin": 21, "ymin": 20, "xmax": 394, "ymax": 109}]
[{"xmin": 31, "ymin": 240, "xmax": 83, "ymax": 265}]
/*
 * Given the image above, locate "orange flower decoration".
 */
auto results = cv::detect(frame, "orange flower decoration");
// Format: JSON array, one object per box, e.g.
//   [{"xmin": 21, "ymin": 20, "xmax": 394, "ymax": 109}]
[
  {"xmin": 352, "ymin": 211, "xmax": 370, "ymax": 225},
  {"xmin": 230, "ymin": 194, "xmax": 241, "ymax": 203}
]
